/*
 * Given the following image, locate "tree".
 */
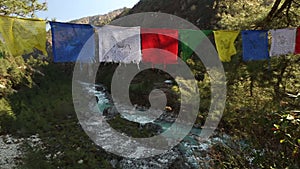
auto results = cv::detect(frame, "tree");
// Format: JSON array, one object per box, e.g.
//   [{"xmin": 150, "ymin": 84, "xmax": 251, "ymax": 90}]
[
  {"xmin": 266, "ymin": 0, "xmax": 298, "ymax": 22},
  {"xmin": 260, "ymin": 0, "xmax": 300, "ymax": 27},
  {"xmin": 0, "ymin": 0, "xmax": 47, "ymax": 97},
  {"xmin": 0, "ymin": 0, "xmax": 47, "ymax": 17}
]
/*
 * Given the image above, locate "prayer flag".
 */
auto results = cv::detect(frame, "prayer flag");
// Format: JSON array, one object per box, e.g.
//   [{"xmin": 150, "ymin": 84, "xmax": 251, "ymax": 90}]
[
  {"xmin": 50, "ymin": 22, "xmax": 95, "ymax": 62},
  {"xmin": 270, "ymin": 28, "xmax": 297, "ymax": 56},
  {"xmin": 141, "ymin": 28, "xmax": 178, "ymax": 64},
  {"xmin": 295, "ymin": 27, "xmax": 300, "ymax": 54},
  {"xmin": 213, "ymin": 30, "xmax": 240, "ymax": 62},
  {"xmin": 97, "ymin": 25, "xmax": 141, "ymax": 64},
  {"xmin": 0, "ymin": 15, "xmax": 47, "ymax": 56},
  {"xmin": 179, "ymin": 29, "xmax": 212, "ymax": 61},
  {"xmin": 241, "ymin": 30, "xmax": 269, "ymax": 61}
]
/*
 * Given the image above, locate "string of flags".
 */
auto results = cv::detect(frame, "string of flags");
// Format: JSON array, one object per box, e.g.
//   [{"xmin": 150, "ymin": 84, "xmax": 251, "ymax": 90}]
[{"xmin": 0, "ymin": 15, "xmax": 299, "ymax": 65}]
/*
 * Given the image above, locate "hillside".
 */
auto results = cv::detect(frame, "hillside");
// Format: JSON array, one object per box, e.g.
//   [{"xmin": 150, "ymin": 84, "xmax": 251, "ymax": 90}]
[
  {"xmin": 127, "ymin": 0, "xmax": 221, "ymax": 29},
  {"xmin": 71, "ymin": 0, "xmax": 277, "ymax": 30},
  {"xmin": 71, "ymin": 0, "xmax": 222, "ymax": 29},
  {"xmin": 70, "ymin": 8, "xmax": 129, "ymax": 26}
]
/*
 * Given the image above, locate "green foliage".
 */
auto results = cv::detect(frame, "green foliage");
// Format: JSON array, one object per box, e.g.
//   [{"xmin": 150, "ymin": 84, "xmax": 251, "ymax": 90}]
[
  {"xmin": 217, "ymin": 0, "xmax": 300, "ymax": 29},
  {"xmin": 262, "ymin": 0, "xmax": 300, "ymax": 28},
  {"xmin": 19, "ymin": 149, "xmax": 53, "ymax": 169},
  {"xmin": 216, "ymin": 53, "xmax": 300, "ymax": 168},
  {"xmin": 0, "ymin": 98, "xmax": 14, "ymax": 133},
  {"xmin": 108, "ymin": 115, "xmax": 159, "ymax": 138},
  {"xmin": 0, "ymin": 0, "xmax": 47, "ymax": 97},
  {"xmin": 272, "ymin": 103, "xmax": 300, "ymax": 159},
  {"xmin": 0, "ymin": 0, "xmax": 47, "ymax": 17},
  {"xmin": 0, "ymin": 55, "xmax": 42, "ymax": 97},
  {"xmin": 209, "ymin": 143, "xmax": 252, "ymax": 168},
  {"xmin": 6, "ymin": 63, "xmax": 73, "ymax": 134},
  {"xmin": 217, "ymin": 0, "xmax": 272, "ymax": 29}
]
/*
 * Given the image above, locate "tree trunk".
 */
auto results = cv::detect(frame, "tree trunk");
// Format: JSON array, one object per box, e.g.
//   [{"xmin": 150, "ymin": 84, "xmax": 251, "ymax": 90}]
[{"xmin": 261, "ymin": 0, "xmax": 294, "ymax": 26}]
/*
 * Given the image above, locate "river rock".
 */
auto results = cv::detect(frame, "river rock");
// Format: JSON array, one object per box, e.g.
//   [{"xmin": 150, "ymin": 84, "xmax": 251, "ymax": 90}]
[
  {"xmin": 103, "ymin": 106, "xmax": 120, "ymax": 119},
  {"xmin": 119, "ymin": 148, "xmax": 183, "ymax": 169}
]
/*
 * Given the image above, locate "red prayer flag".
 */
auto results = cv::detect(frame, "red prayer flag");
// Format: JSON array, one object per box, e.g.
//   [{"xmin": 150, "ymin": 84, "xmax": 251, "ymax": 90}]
[
  {"xmin": 295, "ymin": 27, "xmax": 300, "ymax": 54},
  {"xmin": 141, "ymin": 28, "xmax": 178, "ymax": 64}
]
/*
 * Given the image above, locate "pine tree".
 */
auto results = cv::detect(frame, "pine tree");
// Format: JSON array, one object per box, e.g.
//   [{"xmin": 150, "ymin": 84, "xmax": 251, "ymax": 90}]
[{"xmin": 0, "ymin": 0, "xmax": 47, "ymax": 97}]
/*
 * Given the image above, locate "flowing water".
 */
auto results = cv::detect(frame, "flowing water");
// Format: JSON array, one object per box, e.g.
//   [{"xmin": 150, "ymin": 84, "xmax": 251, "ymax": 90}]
[{"xmin": 80, "ymin": 81, "xmax": 230, "ymax": 168}]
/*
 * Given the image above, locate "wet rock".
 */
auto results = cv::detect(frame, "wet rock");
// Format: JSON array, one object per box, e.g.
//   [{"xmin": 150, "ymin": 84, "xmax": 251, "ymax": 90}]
[
  {"xmin": 143, "ymin": 123, "xmax": 162, "ymax": 133},
  {"xmin": 119, "ymin": 149, "xmax": 182, "ymax": 169},
  {"xmin": 103, "ymin": 106, "xmax": 120, "ymax": 119}
]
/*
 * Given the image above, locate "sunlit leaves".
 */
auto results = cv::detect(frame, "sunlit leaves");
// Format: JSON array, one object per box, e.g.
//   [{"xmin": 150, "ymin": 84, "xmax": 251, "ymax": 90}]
[{"xmin": 0, "ymin": 0, "xmax": 47, "ymax": 17}]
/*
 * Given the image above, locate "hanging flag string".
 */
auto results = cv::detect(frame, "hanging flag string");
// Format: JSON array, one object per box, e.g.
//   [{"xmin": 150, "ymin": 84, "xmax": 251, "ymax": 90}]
[{"xmin": 0, "ymin": 14, "xmax": 299, "ymax": 65}]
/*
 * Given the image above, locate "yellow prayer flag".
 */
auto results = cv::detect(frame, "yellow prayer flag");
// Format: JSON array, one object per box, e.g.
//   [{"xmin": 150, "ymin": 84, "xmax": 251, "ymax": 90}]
[
  {"xmin": 213, "ymin": 30, "xmax": 239, "ymax": 62},
  {"xmin": 0, "ymin": 15, "xmax": 47, "ymax": 56}
]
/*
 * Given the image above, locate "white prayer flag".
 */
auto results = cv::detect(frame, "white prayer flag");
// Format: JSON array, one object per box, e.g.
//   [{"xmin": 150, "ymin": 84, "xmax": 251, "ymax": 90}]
[
  {"xmin": 97, "ymin": 25, "xmax": 141, "ymax": 64},
  {"xmin": 270, "ymin": 28, "xmax": 297, "ymax": 57}
]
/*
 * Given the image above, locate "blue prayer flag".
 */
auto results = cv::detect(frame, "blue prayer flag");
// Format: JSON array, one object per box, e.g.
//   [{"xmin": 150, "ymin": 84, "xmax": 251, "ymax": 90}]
[
  {"xmin": 241, "ymin": 30, "xmax": 269, "ymax": 61},
  {"xmin": 50, "ymin": 22, "xmax": 95, "ymax": 62}
]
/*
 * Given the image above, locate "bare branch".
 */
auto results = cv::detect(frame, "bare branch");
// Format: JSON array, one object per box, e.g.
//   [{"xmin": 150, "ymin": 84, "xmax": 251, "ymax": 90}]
[
  {"xmin": 285, "ymin": 2, "xmax": 292, "ymax": 26},
  {"xmin": 272, "ymin": 0, "xmax": 293, "ymax": 18},
  {"xmin": 266, "ymin": 0, "xmax": 282, "ymax": 20}
]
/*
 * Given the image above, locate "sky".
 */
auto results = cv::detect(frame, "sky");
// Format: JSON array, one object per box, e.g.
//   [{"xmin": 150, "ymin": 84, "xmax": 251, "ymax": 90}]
[{"xmin": 36, "ymin": 0, "xmax": 140, "ymax": 22}]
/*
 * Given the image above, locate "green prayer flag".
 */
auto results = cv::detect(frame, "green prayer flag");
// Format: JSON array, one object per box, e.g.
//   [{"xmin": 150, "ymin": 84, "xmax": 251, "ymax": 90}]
[{"xmin": 179, "ymin": 29, "xmax": 212, "ymax": 61}]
